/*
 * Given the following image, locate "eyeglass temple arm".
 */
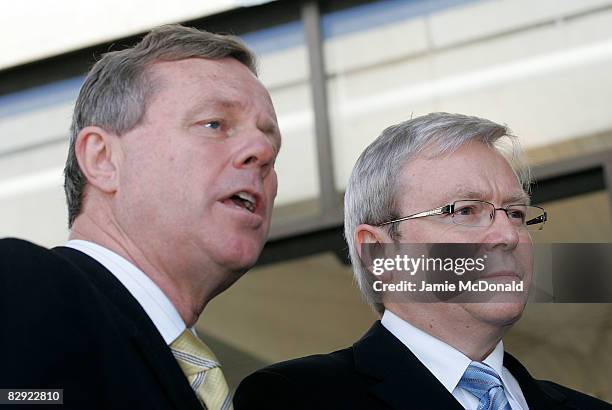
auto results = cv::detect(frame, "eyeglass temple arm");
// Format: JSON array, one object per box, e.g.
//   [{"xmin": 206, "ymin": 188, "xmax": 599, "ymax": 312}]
[
  {"xmin": 377, "ymin": 204, "xmax": 452, "ymax": 226},
  {"xmin": 526, "ymin": 212, "xmax": 547, "ymax": 226}
]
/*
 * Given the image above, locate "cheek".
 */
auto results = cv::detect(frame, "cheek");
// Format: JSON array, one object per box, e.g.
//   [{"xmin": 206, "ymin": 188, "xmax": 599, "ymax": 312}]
[
  {"xmin": 169, "ymin": 151, "xmax": 216, "ymax": 190},
  {"xmin": 517, "ymin": 233, "xmax": 534, "ymax": 268},
  {"xmin": 267, "ymin": 170, "xmax": 278, "ymax": 199},
  {"xmin": 518, "ymin": 247, "xmax": 534, "ymax": 274},
  {"xmin": 407, "ymin": 223, "xmax": 460, "ymax": 243},
  {"xmin": 122, "ymin": 147, "xmax": 169, "ymax": 190},
  {"xmin": 398, "ymin": 224, "xmax": 433, "ymax": 243}
]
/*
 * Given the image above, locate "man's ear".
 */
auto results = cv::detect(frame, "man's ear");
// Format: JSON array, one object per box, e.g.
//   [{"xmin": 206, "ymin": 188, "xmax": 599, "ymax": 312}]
[
  {"xmin": 75, "ymin": 126, "xmax": 121, "ymax": 194},
  {"xmin": 354, "ymin": 224, "xmax": 390, "ymax": 259}
]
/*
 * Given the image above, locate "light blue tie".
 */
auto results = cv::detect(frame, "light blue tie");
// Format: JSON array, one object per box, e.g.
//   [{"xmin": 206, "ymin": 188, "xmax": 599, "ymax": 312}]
[{"xmin": 458, "ymin": 362, "xmax": 512, "ymax": 410}]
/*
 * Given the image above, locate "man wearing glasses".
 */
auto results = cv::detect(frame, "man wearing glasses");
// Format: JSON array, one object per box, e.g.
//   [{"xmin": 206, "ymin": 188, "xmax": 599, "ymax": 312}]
[{"xmin": 234, "ymin": 113, "xmax": 609, "ymax": 409}]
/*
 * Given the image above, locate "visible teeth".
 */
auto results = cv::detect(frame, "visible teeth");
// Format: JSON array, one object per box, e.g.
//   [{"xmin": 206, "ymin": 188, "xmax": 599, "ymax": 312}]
[
  {"xmin": 236, "ymin": 191, "xmax": 255, "ymax": 204},
  {"xmin": 234, "ymin": 191, "xmax": 256, "ymax": 212}
]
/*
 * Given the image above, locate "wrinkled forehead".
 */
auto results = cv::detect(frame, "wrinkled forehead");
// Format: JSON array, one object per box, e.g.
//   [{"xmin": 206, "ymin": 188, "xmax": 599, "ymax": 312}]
[
  {"xmin": 395, "ymin": 142, "xmax": 528, "ymax": 209},
  {"xmin": 148, "ymin": 57, "xmax": 267, "ymax": 95},
  {"xmin": 145, "ymin": 57, "xmax": 278, "ymax": 119}
]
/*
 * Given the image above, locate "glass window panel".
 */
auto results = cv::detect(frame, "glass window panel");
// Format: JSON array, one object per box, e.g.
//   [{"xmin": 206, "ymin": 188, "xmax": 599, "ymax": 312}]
[
  {"xmin": 323, "ymin": 0, "xmax": 612, "ymax": 190},
  {"xmin": 532, "ymin": 190, "xmax": 612, "ymax": 243}
]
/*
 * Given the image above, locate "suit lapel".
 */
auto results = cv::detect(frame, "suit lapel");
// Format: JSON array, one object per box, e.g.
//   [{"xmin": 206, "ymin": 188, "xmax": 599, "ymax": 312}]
[
  {"xmin": 353, "ymin": 321, "xmax": 464, "ymax": 410},
  {"xmin": 52, "ymin": 246, "xmax": 202, "ymax": 410},
  {"xmin": 504, "ymin": 352, "xmax": 572, "ymax": 409}
]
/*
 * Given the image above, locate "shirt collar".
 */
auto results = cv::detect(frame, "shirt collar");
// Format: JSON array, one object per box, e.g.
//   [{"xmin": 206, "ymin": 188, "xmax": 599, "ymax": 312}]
[
  {"xmin": 482, "ymin": 338, "xmax": 505, "ymax": 378},
  {"xmin": 65, "ymin": 239, "xmax": 186, "ymax": 345},
  {"xmin": 381, "ymin": 309, "xmax": 504, "ymax": 394}
]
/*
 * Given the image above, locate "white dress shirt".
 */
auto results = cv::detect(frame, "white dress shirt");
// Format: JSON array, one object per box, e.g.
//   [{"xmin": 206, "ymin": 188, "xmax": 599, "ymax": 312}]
[
  {"xmin": 65, "ymin": 239, "xmax": 186, "ymax": 345},
  {"xmin": 381, "ymin": 310, "xmax": 529, "ymax": 410}
]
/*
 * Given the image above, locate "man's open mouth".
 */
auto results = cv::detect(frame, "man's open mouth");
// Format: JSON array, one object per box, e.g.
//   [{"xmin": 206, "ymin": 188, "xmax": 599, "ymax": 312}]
[{"xmin": 229, "ymin": 191, "xmax": 257, "ymax": 213}]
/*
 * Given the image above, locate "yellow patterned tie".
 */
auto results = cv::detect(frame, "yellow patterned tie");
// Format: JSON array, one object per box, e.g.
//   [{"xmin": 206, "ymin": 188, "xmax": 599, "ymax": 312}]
[{"xmin": 170, "ymin": 329, "xmax": 232, "ymax": 410}]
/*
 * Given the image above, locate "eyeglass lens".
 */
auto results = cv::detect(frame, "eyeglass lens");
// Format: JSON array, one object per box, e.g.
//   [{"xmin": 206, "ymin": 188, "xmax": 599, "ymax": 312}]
[{"xmin": 451, "ymin": 200, "xmax": 544, "ymax": 230}]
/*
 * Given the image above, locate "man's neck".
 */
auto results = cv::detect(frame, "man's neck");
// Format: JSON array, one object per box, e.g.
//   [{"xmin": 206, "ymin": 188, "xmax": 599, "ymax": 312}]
[
  {"xmin": 69, "ymin": 216, "xmax": 216, "ymax": 327},
  {"xmin": 386, "ymin": 305, "xmax": 510, "ymax": 361}
]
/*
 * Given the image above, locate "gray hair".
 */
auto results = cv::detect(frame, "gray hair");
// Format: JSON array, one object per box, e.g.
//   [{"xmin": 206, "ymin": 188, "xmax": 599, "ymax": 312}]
[
  {"xmin": 64, "ymin": 24, "xmax": 257, "ymax": 227},
  {"xmin": 344, "ymin": 112, "xmax": 531, "ymax": 314}
]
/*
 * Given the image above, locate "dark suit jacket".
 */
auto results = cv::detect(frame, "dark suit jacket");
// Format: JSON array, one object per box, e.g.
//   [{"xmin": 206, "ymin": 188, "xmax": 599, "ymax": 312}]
[
  {"xmin": 0, "ymin": 238, "xmax": 202, "ymax": 410},
  {"xmin": 234, "ymin": 321, "xmax": 611, "ymax": 410}
]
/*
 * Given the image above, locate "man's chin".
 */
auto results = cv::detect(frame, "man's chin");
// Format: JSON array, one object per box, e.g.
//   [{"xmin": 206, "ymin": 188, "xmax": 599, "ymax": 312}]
[
  {"xmin": 467, "ymin": 301, "xmax": 526, "ymax": 328},
  {"xmin": 219, "ymin": 242, "xmax": 264, "ymax": 273}
]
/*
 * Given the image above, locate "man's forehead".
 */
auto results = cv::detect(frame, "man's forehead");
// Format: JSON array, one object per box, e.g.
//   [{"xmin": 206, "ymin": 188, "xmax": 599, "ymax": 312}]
[
  {"xmin": 400, "ymin": 179, "xmax": 529, "ymax": 206},
  {"xmin": 397, "ymin": 144, "xmax": 527, "ymax": 205},
  {"xmin": 147, "ymin": 57, "xmax": 265, "ymax": 97},
  {"xmin": 149, "ymin": 56, "xmax": 246, "ymax": 74},
  {"xmin": 147, "ymin": 58, "xmax": 277, "ymax": 113},
  {"xmin": 146, "ymin": 57, "xmax": 280, "ymax": 146}
]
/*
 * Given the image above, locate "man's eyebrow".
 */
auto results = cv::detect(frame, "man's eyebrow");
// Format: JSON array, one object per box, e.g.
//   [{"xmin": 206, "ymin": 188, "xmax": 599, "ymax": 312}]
[
  {"xmin": 183, "ymin": 99, "xmax": 242, "ymax": 121},
  {"xmin": 184, "ymin": 99, "xmax": 282, "ymax": 152},
  {"xmin": 217, "ymin": 99, "xmax": 244, "ymax": 109},
  {"xmin": 446, "ymin": 187, "xmax": 530, "ymax": 205},
  {"xmin": 445, "ymin": 187, "xmax": 487, "ymax": 203},
  {"xmin": 505, "ymin": 191, "xmax": 531, "ymax": 205}
]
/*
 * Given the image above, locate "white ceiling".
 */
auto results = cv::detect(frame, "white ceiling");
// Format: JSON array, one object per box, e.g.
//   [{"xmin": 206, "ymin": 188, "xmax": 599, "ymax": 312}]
[{"xmin": 0, "ymin": 0, "xmax": 274, "ymax": 70}]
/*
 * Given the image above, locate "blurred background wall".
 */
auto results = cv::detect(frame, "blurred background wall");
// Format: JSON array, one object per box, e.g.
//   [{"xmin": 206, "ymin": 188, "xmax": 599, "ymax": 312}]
[{"xmin": 1, "ymin": 0, "xmax": 611, "ymax": 401}]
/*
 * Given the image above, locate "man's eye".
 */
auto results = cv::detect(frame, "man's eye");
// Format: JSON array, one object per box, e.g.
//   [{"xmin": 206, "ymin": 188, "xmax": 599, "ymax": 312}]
[
  {"xmin": 455, "ymin": 206, "xmax": 475, "ymax": 216},
  {"xmin": 508, "ymin": 210, "xmax": 525, "ymax": 220},
  {"xmin": 203, "ymin": 120, "xmax": 221, "ymax": 130}
]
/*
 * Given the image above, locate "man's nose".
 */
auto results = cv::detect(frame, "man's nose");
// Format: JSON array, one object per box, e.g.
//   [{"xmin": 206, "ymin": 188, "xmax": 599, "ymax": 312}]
[
  {"xmin": 233, "ymin": 130, "xmax": 276, "ymax": 177},
  {"xmin": 483, "ymin": 208, "xmax": 521, "ymax": 250}
]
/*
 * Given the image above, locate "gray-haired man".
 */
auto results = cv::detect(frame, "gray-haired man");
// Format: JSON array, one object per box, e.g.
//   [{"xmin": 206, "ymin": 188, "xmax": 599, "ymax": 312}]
[
  {"xmin": 234, "ymin": 113, "xmax": 610, "ymax": 409},
  {"xmin": 1, "ymin": 25, "xmax": 280, "ymax": 409}
]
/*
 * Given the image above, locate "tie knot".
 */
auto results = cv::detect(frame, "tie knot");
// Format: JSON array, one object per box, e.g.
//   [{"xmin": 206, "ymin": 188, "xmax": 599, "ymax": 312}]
[
  {"xmin": 171, "ymin": 329, "xmax": 220, "ymax": 374},
  {"xmin": 458, "ymin": 362, "xmax": 511, "ymax": 410},
  {"xmin": 458, "ymin": 362, "xmax": 503, "ymax": 398},
  {"xmin": 170, "ymin": 329, "xmax": 233, "ymax": 409}
]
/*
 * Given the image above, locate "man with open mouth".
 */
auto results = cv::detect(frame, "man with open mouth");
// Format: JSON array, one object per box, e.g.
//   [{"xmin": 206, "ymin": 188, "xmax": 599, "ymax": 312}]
[{"xmin": 0, "ymin": 24, "xmax": 281, "ymax": 410}]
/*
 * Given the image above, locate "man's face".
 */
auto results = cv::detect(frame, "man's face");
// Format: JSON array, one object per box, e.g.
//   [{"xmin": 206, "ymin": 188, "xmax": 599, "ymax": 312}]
[
  {"xmin": 115, "ymin": 58, "xmax": 280, "ymax": 280},
  {"xmin": 391, "ymin": 141, "xmax": 533, "ymax": 328}
]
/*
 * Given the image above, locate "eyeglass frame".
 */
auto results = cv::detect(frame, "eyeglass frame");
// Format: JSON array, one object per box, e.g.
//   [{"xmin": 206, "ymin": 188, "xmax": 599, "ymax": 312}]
[{"xmin": 377, "ymin": 199, "xmax": 547, "ymax": 230}]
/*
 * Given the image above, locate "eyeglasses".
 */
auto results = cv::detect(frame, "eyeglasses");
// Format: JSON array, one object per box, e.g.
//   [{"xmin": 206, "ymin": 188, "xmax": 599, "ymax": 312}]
[{"xmin": 377, "ymin": 199, "xmax": 547, "ymax": 231}]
